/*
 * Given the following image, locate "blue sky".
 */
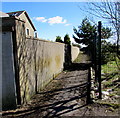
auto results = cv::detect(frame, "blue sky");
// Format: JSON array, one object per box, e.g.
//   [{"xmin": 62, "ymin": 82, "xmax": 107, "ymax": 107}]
[{"xmin": 2, "ymin": 2, "xmax": 113, "ymax": 43}]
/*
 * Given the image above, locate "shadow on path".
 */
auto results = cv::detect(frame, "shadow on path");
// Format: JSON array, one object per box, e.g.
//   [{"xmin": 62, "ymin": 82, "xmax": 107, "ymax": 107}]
[
  {"xmin": 66, "ymin": 63, "xmax": 92, "ymax": 71},
  {"xmin": 2, "ymin": 56, "xmax": 91, "ymax": 117},
  {"xmin": 2, "ymin": 81, "xmax": 88, "ymax": 117}
]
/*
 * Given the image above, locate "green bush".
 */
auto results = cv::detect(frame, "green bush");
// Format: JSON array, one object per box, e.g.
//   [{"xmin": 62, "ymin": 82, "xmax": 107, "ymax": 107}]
[{"xmin": 101, "ymin": 41, "xmax": 117, "ymax": 65}]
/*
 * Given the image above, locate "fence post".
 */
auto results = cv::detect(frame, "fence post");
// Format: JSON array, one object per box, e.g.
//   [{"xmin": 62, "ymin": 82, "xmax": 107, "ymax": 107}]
[
  {"xmin": 87, "ymin": 66, "xmax": 91, "ymax": 104},
  {"xmin": 98, "ymin": 21, "xmax": 102, "ymax": 99},
  {"xmin": 64, "ymin": 44, "xmax": 72, "ymax": 70},
  {"xmin": 94, "ymin": 32, "xmax": 97, "ymax": 82}
]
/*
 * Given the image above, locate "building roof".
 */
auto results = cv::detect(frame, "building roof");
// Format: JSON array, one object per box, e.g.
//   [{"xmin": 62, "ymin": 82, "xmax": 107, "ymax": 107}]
[
  {"xmin": 0, "ymin": 11, "xmax": 9, "ymax": 17},
  {"xmin": 7, "ymin": 10, "xmax": 36, "ymax": 31}
]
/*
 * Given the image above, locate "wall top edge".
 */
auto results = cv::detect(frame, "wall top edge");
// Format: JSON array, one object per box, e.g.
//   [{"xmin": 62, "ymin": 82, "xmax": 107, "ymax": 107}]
[{"xmin": 26, "ymin": 37, "xmax": 65, "ymax": 45}]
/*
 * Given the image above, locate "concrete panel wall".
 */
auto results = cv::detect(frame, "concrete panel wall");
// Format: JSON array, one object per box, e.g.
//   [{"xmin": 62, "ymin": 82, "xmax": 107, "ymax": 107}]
[
  {"xmin": 17, "ymin": 36, "xmax": 65, "ymax": 103},
  {"xmin": 1, "ymin": 18, "xmax": 80, "ymax": 109},
  {"xmin": 1, "ymin": 32, "xmax": 17, "ymax": 110},
  {"xmin": 71, "ymin": 46, "xmax": 80, "ymax": 62},
  {"xmin": 15, "ymin": 19, "xmax": 79, "ymax": 103},
  {"xmin": 18, "ymin": 39, "xmax": 80, "ymax": 104}
]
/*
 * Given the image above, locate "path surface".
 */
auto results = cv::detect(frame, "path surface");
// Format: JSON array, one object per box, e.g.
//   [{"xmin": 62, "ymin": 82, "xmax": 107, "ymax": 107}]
[{"xmin": 2, "ymin": 53, "xmax": 119, "ymax": 117}]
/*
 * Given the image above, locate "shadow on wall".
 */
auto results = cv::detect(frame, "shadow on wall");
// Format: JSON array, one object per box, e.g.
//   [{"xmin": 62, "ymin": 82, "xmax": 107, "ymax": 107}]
[
  {"xmin": 16, "ymin": 22, "xmax": 34, "ymax": 104},
  {"xmin": 17, "ymin": 37, "xmax": 65, "ymax": 104},
  {"xmin": 2, "ymin": 60, "xmax": 90, "ymax": 117},
  {"xmin": 15, "ymin": 21, "xmax": 79, "ymax": 105}
]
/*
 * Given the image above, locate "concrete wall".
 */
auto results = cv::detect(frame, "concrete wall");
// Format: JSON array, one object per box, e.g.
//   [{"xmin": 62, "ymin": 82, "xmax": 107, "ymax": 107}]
[
  {"xmin": 17, "ymin": 37, "xmax": 80, "ymax": 104},
  {"xmin": 71, "ymin": 46, "xmax": 80, "ymax": 62},
  {"xmin": 1, "ymin": 17, "xmax": 80, "ymax": 110},
  {"xmin": 14, "ymin": 19, "xmax": 65, "ymax": 103},
  {"xmin": 1, "ymin": 32, "xmax": 17, "ymax": 110},
  {"xmin": 17, "ymin": 37, "xmax": 65, "ymax": 104}
]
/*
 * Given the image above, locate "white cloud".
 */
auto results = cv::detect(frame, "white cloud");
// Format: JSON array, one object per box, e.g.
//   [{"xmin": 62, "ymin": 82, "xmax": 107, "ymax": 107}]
[
  {"xmin": 48, "ymin": 16, "xmax": 67, "ymax": 25},
  {"xmin": 34, "ymin": 16, "xmax": 69, "ymax": 25},
  {"xmin": 34, "ymin": 17, "xmax": 47, "ymax": 23}
]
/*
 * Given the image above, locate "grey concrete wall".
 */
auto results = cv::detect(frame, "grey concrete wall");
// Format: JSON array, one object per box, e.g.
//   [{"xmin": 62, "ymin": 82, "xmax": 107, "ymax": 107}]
[
  {"xmin": 1, "ymin": 32, "xmax": 17, "ymax": 110},
  {"xmin": 15, "ymin": 18, "xmax": 80, "ymax": 104},
  {"xmin": 17, "ymin": 37, "xmax": 65, "ymax": 104},
  {"xmin": 1, "ymin": 18, "xmax": 80, "ymax": 109},
  {"xmin": 14, "ymin": 19, "xmax": 65, "ymax": 103},
  {"xmin": 71, "ymin": 46, "xmax": 80, "ymax": 62},
  {"xmin": 17, "ymin": 38, "xmax": 80, "ymax": 104}
]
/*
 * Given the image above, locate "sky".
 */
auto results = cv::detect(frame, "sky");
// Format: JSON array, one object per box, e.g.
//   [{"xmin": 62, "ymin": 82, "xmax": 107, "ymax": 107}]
[{"xmin": 1, "ymin": 2, "xmax": 115, "ymax": 43}]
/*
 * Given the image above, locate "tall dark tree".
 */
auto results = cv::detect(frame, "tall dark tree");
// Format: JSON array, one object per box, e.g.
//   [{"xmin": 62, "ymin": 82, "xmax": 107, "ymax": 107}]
[
  {"xmin": 64, "ymin": 34, "xmax": 71, "ymax": 45},
  {"xmin": 73, "ymin": 18, "xmax": 112, "ymax": 46},
  {"xmin": 78, "ymin": 2, "xmax": 120, "ymax": 59},
  {"xmin": 73, "ymin": 18, "xmax": 113, "ymax": 60},
  {"xmin": 73, "ymin": 18, "xmax": 96, "ymax": 47}
]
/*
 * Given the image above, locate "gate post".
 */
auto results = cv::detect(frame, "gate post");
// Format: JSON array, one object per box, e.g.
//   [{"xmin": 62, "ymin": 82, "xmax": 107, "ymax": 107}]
[
  {"xmin": 98, "ymin": 21, "xmax": 102, "ymax": 99},
  {"xmin": 64, "ymin": 44, "xmax": 72, "ymax": 70},
  {"xmin": 94, "ymin": 32, "xmax": 97, "ymax": 82},
  {"xmin": 87, "ymin": 66, "xmax": 91, "ymax": 104}
]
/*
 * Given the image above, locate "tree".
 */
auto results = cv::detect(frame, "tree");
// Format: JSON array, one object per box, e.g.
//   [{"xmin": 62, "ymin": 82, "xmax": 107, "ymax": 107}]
[
  {"xmin": 55, "ymin": 36, "xmax": 63, "ymax": 43},
  {"xmin": 64, "ymin": 34, "xmax": 71, "ymax": 45},
  {"xmin": 73, "ymin": 18, "xmax": 112, "ymax": 46},
  {"xmin": 73, "ymin": 18, "xmax": 96, "ymax": 46},
  {"xmin": 78, "ymin": 1, "xmax": 120, "ymax": 59},
  {"xmin": 73, "ymin": 18, "xmax": 112, "ymax": 60}
]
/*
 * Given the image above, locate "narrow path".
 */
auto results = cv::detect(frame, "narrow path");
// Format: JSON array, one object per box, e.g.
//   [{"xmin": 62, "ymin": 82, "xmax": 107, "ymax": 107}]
[{"xmin": 26, "ymin": 53, "xmax": 90, "ymax": 117}]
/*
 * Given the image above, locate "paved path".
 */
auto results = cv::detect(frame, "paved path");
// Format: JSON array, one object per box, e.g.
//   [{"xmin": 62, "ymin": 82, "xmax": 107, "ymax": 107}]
[
  {"xmin": 4, "ymin": 69, "xmax": 89, "ymax": 117},
  {"xmin": 25, "ymin": 69, "xmax": 89, "ymax": 118}
]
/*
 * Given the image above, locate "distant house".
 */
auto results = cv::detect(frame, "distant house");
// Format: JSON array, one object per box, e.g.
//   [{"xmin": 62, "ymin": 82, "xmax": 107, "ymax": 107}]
[{"xmin": 7, "ymin": 10, "xmax": 37, "ymax": 38}]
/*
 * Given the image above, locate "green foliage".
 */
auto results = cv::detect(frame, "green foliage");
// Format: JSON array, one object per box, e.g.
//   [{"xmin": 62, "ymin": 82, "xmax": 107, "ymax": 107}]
[
  {"xmin": 101, "ymin": 40, "xmax": 117, "ymax": 64},
  {"xmin": 73, "ymin": 18, "xmax": 112, "ymax": 54},
  {"xmin": 73, "ymin": 18, "xmax": 113, "ymax": 64},
  {"xmin": 55, "ymin": 36, "xmax": 63, "ymax": 43},
  {"xmin": 73, "ymin": 18, "xmax": 96, "ymax": 46},
  {"xmin": 101, "ymin": 27, "xmax": 113, "ymax": 39},
  {"xmin": 55, "ymin": 34, "xmax": 71, "ymax": 45},
  {"xmin": 64, "ymin": 34, "xmax": 71, "ymax": 45}
]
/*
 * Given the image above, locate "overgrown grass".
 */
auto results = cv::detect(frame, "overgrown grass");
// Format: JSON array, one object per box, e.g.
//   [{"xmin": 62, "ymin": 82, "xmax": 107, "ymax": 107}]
[
  {"xmin": 73, "ymin": 52, "xmax": 90, "ymax": 63},
  {"xmin": 100, "ymin": 57, "xmax": 120, "ymax": 108},
  {"xmin": 73, "ymin": 52, "xmax": 82, "ymax": 63},
  {"xmin": 101, "ymin": 57, "xmax": 120, "ymax": 82},
  {"xmin": 101, "ymin": 59, "xmax": 119, "ymax": 74}
]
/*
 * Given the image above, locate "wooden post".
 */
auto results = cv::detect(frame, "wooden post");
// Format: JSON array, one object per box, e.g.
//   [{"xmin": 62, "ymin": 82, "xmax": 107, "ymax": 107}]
[
  {"xmin": 87, "ymin": 66, "xmax": 91, "ymax": 104},
  {"xmin": 94, "ymin": 32, "xmax": 97, "ymax": 82},
  {"xmin": 98, "ymin": 21, "xmax": 102, "ymax": 99}
]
